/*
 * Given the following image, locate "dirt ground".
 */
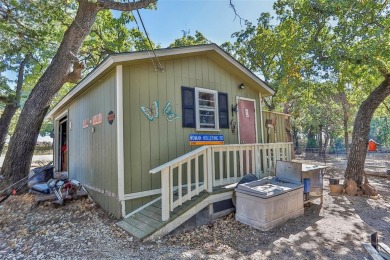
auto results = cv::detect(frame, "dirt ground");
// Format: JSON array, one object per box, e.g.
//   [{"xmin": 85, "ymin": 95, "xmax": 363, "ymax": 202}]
[{"xmin": 0, "ymin": 155, "xmax": 389, "ymax": 259}]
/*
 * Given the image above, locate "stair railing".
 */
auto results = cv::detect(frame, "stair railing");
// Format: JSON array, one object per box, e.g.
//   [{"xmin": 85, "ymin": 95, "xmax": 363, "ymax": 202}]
[{"xmin": 150, "ymin": 142, "xmax": 292, "ymax": 221}]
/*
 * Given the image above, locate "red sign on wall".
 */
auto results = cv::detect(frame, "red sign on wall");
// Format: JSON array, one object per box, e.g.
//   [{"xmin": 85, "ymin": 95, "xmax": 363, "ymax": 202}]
[
  {"xmin": 92, "ymin": 113, "xmax": 103, "ymax": 125},
  {"xmin": 82, "ymin": 119, "xmax": 89, "ymax": 129}
]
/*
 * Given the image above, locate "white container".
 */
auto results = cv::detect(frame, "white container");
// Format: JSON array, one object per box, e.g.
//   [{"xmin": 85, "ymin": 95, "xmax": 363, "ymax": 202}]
[{"xmin": 235, "ymin": 178, "xmax": 304, "ymax": 231}]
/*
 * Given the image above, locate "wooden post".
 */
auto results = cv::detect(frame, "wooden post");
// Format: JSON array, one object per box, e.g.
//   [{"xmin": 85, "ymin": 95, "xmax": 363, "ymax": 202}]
[
  {"xmin": 226, "ymin": 147, "xmax": 230, "ymax": 184},
  {"xmin": 233, "ymin": 147, "xmax": 237, "ymax": 181},
  {"xmin": 169, "ymin": 167, "xmax": 173, "ymax": 211},
  {"xmin": 187, "ymin": 158, "xmax": 191, "ymax": 200},
  {"xmin": 254, "ymin": 145, "xmax": 259, "ymax": 178},
  {"xmin": 161, "ymin": 168, "xmax": 170, "ymax": 221},
  {"xmin": 178, "ymin": 163, "xmax": 182, "ymax": 206},
  {"xmin": 219, "ymin": 147, "xmax": 223, "ymax": 186},
  {"xmin": 251, "ymin": 145, "xmax": 255, "ymax": 176},
  {"xmin": 239, "ymin": 147, "xmax": 244, "ymax": 177},
  {"xmin": 207, "ymin": 148, "xmax": 213, "ymax": 192},
  {"xmin": 195, "ymin": 155, "xmax": 199, "ymax": 195}
]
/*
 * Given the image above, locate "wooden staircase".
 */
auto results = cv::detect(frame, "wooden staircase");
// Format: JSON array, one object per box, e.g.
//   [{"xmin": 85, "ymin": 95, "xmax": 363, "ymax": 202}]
[
  {"xmin": 117, "ymin": 143, "xmax": 293, "ymax": 240},
  {"xmin": 116, "ymin": 187, "xmax": 234, "ymax": 241}
]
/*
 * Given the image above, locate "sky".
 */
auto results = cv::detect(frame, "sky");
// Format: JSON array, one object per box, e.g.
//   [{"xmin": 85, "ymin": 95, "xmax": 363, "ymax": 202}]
[
  {"xmin": 132, "ymin": 0, "xmax": 276, "ymax": 47},
  {"xmin": 4, "ymin": 1, "xmax": 276, "ymax": 83}
]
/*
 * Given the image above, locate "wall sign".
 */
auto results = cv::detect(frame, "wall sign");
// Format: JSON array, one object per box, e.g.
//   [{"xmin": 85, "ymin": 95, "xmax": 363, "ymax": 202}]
[
  {"xmin": 189, "ymin": 134, "xmax": 224, "ymax": 146},
  {"xmin": 83, "ymin": 119, "xmax": 89, "ymax": 129},
  {"xmin": 92, "ymin": 113, "xmax": 103, "ymax": 125},
  {"xmin": 245, "ymin": 109, "xmax": 249, "ymax": 118},
  {"xmin": 107, "ymin": 110, "xmax": 116, "ymax": 125}
]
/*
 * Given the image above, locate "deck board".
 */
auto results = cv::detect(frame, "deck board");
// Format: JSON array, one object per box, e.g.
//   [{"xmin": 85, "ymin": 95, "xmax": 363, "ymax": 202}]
[
  {"xmin": 124, "ymin": 216, "xmax": 156, "ymax": 234},
  {"xmin": 134, "ymin": 212, "xmax": 164, "ymax": 229},
  {"xmin": 116, "ymin": 220, "xmax": 147, "ymax": 239},
  {"xmin": 140, "ymin": 208, "xmax": 164, "ymax": 222}
]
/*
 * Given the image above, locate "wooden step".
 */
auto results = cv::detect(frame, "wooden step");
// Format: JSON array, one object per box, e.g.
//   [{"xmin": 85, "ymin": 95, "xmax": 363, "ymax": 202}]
[
  {"xmin": 116, "ymin": 187, "xmax": 234, "ymax": 240},
  {"xmin": 116, "ymin": 191, "xmax": 211, "ymax": 240}
]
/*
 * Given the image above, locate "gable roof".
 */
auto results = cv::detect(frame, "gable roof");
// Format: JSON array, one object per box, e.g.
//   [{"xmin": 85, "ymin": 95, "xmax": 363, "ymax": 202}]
[{"xmin": 47, "ymin": 44, "xmax": 274, "ymax": 118}]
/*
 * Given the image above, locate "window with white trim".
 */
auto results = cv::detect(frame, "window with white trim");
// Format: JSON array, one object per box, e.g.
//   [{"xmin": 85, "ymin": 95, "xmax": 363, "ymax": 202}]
[
  {"xmin": 181, "ymin": 86, "xmax": 229, "ymax": 130},
  {"xmin": 195, "ymin": 88, "xmax": 219, "ymax": 131}
]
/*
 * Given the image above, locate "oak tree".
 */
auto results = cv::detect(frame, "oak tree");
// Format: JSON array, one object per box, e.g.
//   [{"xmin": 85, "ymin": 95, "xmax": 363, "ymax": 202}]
[{"xmin": 0, "ymin": 0, "xmax": 156, "ymax": 190}]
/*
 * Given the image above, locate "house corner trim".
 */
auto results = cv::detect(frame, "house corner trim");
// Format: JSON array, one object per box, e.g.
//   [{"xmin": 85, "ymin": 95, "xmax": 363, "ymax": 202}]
[{"xmin": 116, "ymin": 65, "xmax": 125, "ymax": 217}]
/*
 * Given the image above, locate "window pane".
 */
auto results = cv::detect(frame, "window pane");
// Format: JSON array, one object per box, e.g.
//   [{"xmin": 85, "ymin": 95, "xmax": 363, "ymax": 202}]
[
  {"xmin": 199, "ymin": 110, "xmax": 215, "ymax": 128},
  {"xmin": 198, "ymin": 92, "xmax": 215, "ymax": 109}
]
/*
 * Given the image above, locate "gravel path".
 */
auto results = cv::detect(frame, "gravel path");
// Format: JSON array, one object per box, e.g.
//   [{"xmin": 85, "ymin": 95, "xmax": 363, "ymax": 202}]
[{"xmin": 0, "ymin": 157, "xmax": 389, "ymax": 259}]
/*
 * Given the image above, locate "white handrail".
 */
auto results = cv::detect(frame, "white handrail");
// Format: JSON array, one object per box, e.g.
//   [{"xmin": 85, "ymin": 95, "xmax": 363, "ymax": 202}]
[
  {"xmin": 149, "ymin": 142, "xmax": 293, "ymax": 221},
  {"xmin": 149, "ymin": 146, "xmax": 209, "ymax": 174}
]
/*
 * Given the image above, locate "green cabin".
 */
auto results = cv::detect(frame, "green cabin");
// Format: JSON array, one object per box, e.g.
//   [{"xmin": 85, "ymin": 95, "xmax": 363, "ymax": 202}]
[{"xmin": 47, "ymin": 44, "xmax": 292, "ymax": 238}]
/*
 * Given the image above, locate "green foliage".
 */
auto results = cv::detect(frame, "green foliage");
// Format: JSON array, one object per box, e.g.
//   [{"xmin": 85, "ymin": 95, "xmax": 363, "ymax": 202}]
[
  {"xmin": 80, "ymin": 10, "xmax": 151, "ymax": 71},
  {"xmin": 169, "ymin": 31, "xmax": 210, "ymax": 48},
  {"xmin": 370, "ymin": 116, "xmax": 390, "ymax": 146},
  {"xmin": 0, "ymin": 0, "xmax": 73, "ymax": 102},
  {"xmin": 225, "ymin": 0, "xmax": 390, "ymax": 150},
  {"xmin": 40, "ymin": 119, "xmax": 53, "ymax": 137},
  {"xmin": 1, "ymin": 1, "xmax": 156, "ymax": 138}
]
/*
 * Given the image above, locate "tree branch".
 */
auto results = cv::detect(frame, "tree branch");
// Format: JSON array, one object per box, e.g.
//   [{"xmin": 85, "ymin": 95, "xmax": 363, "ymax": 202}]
[
  {"xmin": 96, "ymin": 0, "xmax": 156, "ymax": 11},
  {"xmin": 229, "ymin": 0, "xmax": 245, "ymax": 25},
  {"xmin": 382, "ymin": 101, "xmax": 390, "ymax": 113}
]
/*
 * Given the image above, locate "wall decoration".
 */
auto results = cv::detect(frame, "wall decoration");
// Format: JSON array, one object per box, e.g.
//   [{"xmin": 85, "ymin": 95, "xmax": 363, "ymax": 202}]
[
  {"xmin": 107, "ymin": 110, "xmax": 116, "ymax": 125},
  {"xmin": 92, "ymin": 113, "xmax": 103, "ymax": 125},
  {"xmin": 189, "ymin": 134, "xmax": 224, "ymax": 146},
  {"xmin": 141, "ymin": 100, "xmax": 159, "ymax": 121},
  {"xmin": 83, "ymin": 119, "xmax": 89, "ymax": 129},
  {"xmin": 230, "ymin": 119, "xmax": 237, "ymax": 134},
  {"xmin": 163, "ymin": 102, "xmax": 179, "ymax": 121}
]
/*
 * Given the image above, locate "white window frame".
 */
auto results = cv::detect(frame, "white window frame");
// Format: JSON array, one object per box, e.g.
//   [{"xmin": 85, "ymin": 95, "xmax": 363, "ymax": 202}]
[{"xmin": 195, "ymin": 87, "xmax": 219, "ymax": 131}]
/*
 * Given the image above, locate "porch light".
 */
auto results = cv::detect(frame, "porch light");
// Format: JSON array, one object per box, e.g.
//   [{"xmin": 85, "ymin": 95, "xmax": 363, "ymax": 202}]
[{"xmin": 239, "ymin": 83, "xmax": 245, "ymax": 89}]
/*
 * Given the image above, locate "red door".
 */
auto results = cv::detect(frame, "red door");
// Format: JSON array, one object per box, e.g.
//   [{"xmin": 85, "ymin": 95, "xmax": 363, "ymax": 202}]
[
  {"xmin": 238, "ymin": 98, "xmax": 256, "ymax": 144},
  {"xmin": 238, "ymin": 98, "xmax": 257, "ymax": 174}
]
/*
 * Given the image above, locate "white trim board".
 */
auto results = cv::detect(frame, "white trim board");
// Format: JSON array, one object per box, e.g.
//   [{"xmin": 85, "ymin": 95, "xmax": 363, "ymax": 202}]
[
  {"xmin": 259, "ymin": 93, "xmax": 265, "ymax": 143},
  {"xmin": 54, "ymin": 110, "xmax": 68, "ymax": 172},
  {"xmin": 116, "ymin": 65, "xmax": 125, "ymax": 217}
]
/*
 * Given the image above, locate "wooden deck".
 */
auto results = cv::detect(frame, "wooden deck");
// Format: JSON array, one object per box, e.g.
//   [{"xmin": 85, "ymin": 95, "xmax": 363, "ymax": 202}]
[{"xmin": 116, "ymin": 185, "xmax": 235, "ymax": 240}]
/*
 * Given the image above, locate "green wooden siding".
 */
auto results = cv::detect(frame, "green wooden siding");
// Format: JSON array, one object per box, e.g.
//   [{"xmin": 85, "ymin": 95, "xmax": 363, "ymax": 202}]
[
  {"xmin": 122, "ymin": 54, "xmax": 266, "ymax": 213},
  {"xmin": 262, "ymin": 111, "xmax": 289, "ymax": 143},
  {"xmin": 57, "ymin": 69, "xmax": 121, "ymax": 218}
]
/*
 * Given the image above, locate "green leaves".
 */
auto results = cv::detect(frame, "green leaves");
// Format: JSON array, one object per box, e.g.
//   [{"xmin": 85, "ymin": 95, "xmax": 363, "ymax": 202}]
[
  {"xmin": 80, "ymin": 10, "xmax": 150, "ymax": 71},
  {"xmin": 226, "ymin": 0, "xmax": 390, "ymax": 149},
  {"xmin": 168, "ymin": 31, "xmax": 210, "ymax": 48}
]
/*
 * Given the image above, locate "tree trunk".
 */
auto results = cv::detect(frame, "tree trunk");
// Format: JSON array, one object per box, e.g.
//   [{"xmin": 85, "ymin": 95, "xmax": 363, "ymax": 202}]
[
  {"xmin": 0, "ymin": 1, "xmax": 99, "ymax": 189},
  {"xmin": 343, "ymin": 119, "xmax": 349, "ymax": 155},
  {"xmin": 283, "ymin": 102, "xmax": 293, "ymax": 142},
  {"xmin": 324, "ymin": 128, "xmax": 329, "ymax": 153},
  {"xmin": 0, "ymin": 0, "xmax": 155, "ymax": 190},
  {"xmin": 340, "ymin": 92, "xmax": 350, "ymax": 155},
  {"xmin": 306, "ymin": 128, "xmax": 315, "ymax": 151},
  {"xmin": 318, "ymin": 125, "xmax": 323, "ymax": 156},
  {"xmin": 292, "ymin": 125, "xmax": 299, "ymax": 148},
  {"xmin": 0, "ymin": 104, "xmax": 18, "ymax": 155},
  {"xmin": 0, "ymin": 55, "xmax": 28, "ymax": 155},
  {"xmin": 345, "ymin": 76, "xmax": 390, "ymax": 186}
]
